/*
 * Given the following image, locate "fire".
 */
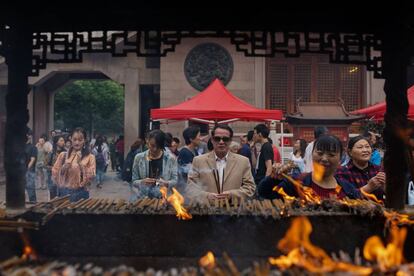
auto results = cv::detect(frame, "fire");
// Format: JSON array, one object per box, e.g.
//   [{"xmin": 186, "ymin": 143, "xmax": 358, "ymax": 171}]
[
  {"xmin": 159, "ymin": 186, "xmax": 168, "ymax": 203},
  {"xmin": 384, "ymin": 211, "xmax": 414, "ymax": 226},
  {"xmin": 273, "ymin": 186, "xmax": 295, "ymax": 201},
  {"xmin": 360, "ymin": 188, "xmax": 384, "ymax": 204},
  {"xmin": 167, "ymin": 188, "xmax": 192, "ymax": 220},
  {"xmin": 281, "ymin": 173, "xmax": 321, "ymax": 204},
  {"xmin": 199, "ymin": 251, "xmax": 216, "ymax": 270},
  {"xmin": 269, "ymin": 217, "xmax": 372, "ymax": 275},
  {"xmin": 363, "ymin": 224, "xmax": 407, "ymax": 271},
  {"xmin": 313, "ymin": 162, "xmax": 325, "ymax": 182},
  {"xmin": 20, "ymin": 232, "xmax": 37, "ymax": 261}
]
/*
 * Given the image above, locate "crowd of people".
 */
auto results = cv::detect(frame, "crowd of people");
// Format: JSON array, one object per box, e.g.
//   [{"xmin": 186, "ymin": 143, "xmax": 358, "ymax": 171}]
[
  {"xmin": 24, "ymin": 128, "xmax": 126, "ymax": 203},
  {"xmin": 23, "ymin": 123, "xmax": 414, "ymax": 206}
]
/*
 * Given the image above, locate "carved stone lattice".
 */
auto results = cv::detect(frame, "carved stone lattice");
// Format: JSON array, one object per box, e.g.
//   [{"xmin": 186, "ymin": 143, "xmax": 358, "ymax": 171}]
[
  {"xmin": 184, "ymin": 43, "xmax": 233, "ymax": 91},
  {"xmin": 229, "ymin": 31, "xmax": 382, "ymax": 78},
  {"xmin": 26, "ymin": 31, "xmax": 383, "ymax": 77}
]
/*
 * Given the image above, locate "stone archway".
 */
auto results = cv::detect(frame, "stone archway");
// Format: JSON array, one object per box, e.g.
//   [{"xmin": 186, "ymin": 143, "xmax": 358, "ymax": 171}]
[
  {"xmin": 30, "ymin": 71, "xmax": 111, "ymax": 139},
  {"xmin": 25, "ymin": 52, "xmax": 159, "ymax": 154}
]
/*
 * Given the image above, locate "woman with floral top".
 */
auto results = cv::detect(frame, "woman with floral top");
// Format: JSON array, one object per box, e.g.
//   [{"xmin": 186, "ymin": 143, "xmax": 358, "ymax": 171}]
[{"xmin": 52, "ymin": 127, "xmax": 96, "ymax": 202}]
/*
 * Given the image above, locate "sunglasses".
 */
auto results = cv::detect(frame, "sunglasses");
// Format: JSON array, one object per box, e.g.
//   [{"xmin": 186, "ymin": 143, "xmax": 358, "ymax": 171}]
[{"xmin": 212, "ymin": 136, "xmax": 231, "ymax": 143}]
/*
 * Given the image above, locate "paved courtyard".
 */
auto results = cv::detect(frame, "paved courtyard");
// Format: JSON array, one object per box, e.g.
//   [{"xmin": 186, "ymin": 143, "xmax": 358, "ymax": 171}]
[{"xmin": 0, "ymin": 170, "xmax": 131, "ymax": 206}]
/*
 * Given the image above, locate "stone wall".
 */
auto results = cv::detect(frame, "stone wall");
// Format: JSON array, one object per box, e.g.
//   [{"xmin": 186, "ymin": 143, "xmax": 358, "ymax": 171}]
[{"xmin": 159, "ymin": 37, "xmax": 265, "ymax": 141}]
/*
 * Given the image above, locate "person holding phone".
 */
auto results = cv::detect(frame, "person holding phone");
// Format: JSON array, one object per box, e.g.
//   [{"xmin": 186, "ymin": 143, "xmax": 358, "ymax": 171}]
[{"xmin": 131, "ymin": 129, "xmax": 178, "ymax": 201}]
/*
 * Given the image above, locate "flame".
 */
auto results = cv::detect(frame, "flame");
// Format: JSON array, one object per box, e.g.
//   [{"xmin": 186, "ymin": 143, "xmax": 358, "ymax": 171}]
[
  {"xmin": 360, "ymin": 188, "xmax": 384, "ymax": 204},
  {"xmin": 199, "ymin": 251, "xmax": 216, "ymax": 270},
  {"xmin": 312, "ymin": 162, "xmax": 325, "ymax": 182},
  {"xmin": 397, "ymin": 271, "xmax": 411, "ymax": 276},
  {"xmin": 363, "ymin": 224, "xmax": 407, "ymax": 271},
  {"xmin": 269, "ymin": 217, "xmax": 372, "ymax": 275},
  {"xmin": 159, "ymin": 186, "xmax": 168, "ymax": 203},
  {"xmin": 281, "ymin": 173, "xmax": 321, "ymax": 204},
  {"xmin": 273, "ymin": 186, "xmax": 295, "ymax": 201},
  {"xmin": 20, "ymin": 232, "xmax": 37, "ymax": 261},
  {"xmin": 167, "ymin": 188, "xmax": 192, "ymax": 220},
  {"xmin": 384, "ymin": 211, "xmax": 414, "ymax": 226}
]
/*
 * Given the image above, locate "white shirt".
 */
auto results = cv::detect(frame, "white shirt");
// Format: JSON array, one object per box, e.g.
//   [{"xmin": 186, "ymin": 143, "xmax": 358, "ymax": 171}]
[
  {"xmin": 303, "ymin": 141, "xmax": 314, "ymax": 173},
  {"xmin": 289, "ymin": 152, "xmax": 305, "ymax": 173},
  {"xmin": 215, "ymin": 152, "xmax": 229, "ymax": 192},
  {"xmin": 408, "ymin": 180, "xmax": 414, "ymax": 206},
  {"xmin": 44, "ymin": 141, "xmax": 53, "ymax": 153}
]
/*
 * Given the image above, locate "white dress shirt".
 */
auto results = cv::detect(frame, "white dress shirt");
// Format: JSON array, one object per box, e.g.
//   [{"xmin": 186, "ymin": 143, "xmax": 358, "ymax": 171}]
[{"xmin": 215, "ymin": 152, "xmax": 229, "ymax": 192}]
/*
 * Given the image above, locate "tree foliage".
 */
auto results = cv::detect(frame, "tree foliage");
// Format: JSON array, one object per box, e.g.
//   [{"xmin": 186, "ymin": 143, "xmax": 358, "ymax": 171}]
[{"xmin": 54, "ymin": 80, "xmax": 124, "ymax": 136}]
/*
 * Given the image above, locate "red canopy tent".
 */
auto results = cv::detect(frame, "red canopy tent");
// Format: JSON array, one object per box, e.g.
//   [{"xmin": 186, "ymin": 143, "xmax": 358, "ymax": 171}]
[
  {"xmin": 351, "ymin": 85, "xmax": 414, "ymax": 121},
  {"xmin": 151, "ymin": 79, "xmax": 283, "ymax": 124}
]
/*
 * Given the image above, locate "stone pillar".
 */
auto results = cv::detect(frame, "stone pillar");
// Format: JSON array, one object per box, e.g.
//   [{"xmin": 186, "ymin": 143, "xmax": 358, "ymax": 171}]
[
  {"xmin": 4, "ymin": 28, "xmax": 32, "ymax": 209},
  {"xmin": 123, "ymin": 68, "xmax": 140, "ymax": 156},
  {"xmin": 382, "ymin": 27, "xmax": 411, "ymax": 210},
  {"xmin": 32, "ymin": 85, "xmax": 49, "ymax": 140},
  {"xmin": 27, "ymin": 88, "xmax": 33, "ymax": 130},
  {"xmin": 0, "ymin": 86, "xmax": 6, "ymax": 185}
]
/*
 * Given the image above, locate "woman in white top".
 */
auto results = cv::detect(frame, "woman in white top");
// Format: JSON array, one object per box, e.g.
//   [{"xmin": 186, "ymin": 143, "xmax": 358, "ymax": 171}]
[
  {"xmin": 92, "ymin": 135, "xmax": 110, "ymax": 188},
  {"xmin": 289, "ymin": 139, "xmax": 307, "ymax": 173}
]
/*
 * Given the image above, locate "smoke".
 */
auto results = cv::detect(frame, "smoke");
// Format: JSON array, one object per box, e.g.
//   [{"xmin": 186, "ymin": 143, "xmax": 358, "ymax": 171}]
[{"xmin": 183, "ymin": 167, "xmax": 218, "ymax": 204}]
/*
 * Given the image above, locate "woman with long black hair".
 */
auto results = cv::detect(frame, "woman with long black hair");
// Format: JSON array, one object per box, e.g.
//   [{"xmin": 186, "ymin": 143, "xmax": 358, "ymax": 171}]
[
  {"xmin": 52, "ymin": 127, "xmax": 96, "ymax": 202},
  {"xmin": 131, "ymin": 129, "xmax": 178, "ymax": 201}
]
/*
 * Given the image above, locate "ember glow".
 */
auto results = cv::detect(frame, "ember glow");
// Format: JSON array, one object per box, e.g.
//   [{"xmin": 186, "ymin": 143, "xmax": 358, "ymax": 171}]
[
  {"xmin": 269, "ymin": 217, "xmax": 372, "ymax": 275},
  {"xmin": 273, "ymin": 186, "xmax": 295, "ymax": 201},
  {"xmin": 199, "ymin": 251, "xmax": 216, "ymax": 270},
  {"xmin": 20, "ymin": 232, "xmax": 37, "ymax": 261},
  {"xmin": 167, "ymin": 188, "xmax": 192, "ymax": 220},
  {"xmin": 159, "ymin": 186, "xmax": 168, "ymax": 204},
  {"xmin": 281, "ymin": 173, "xmax": 321, "ymax": 204},
  {"xmin": 384, "ymin": 211, "xmax": 414, "ymax": 226},
  {"xmin": 360, "ymin": 188, "xmax": 384, "ymax": 204},
  {"xmin": 363, "ymin": 224, "xmax": 407, "ymax": 271}
]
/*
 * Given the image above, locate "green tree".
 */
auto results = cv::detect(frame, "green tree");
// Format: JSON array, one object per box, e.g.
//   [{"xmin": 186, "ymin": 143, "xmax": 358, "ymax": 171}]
[{"xmin": 54, "ymin": 80, "xmax": 124, "ymax": 136}]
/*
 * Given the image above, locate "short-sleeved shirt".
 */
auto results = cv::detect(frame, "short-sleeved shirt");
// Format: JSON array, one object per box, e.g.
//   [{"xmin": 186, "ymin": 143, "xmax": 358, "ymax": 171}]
[
  {"xmin": 25, "ymin": 143, "xmax": 38, "ymax": 172},
  {"xmin": 255, "ymin": 141, "xmax": 274, "ymax": 183}
]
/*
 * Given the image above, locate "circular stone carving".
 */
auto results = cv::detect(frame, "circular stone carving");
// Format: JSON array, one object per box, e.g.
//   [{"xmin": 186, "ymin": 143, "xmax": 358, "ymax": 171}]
[{"xmin": 184, "ymin": 43, "xmax": 233, "ymax": 91}]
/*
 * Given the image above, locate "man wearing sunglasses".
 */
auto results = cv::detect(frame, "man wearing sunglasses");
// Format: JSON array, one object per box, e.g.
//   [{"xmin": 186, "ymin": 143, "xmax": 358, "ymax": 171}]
[{"xmin": 187, "ymin": 124, "xmax": 255, "ymax": 201}]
